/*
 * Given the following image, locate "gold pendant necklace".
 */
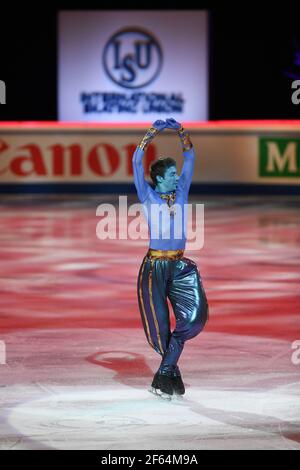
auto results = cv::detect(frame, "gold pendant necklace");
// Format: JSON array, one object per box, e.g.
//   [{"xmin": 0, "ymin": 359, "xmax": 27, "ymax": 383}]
[{"xmin": 160, "ymin": 191, "xmax": 176, "ymax": 216}]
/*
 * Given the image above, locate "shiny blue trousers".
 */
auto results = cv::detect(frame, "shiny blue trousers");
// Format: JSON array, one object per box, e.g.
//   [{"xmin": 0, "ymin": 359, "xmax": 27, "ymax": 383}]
[{"xmin": 137, "ymin": 252, "xmax": 209, "ymax": 375}]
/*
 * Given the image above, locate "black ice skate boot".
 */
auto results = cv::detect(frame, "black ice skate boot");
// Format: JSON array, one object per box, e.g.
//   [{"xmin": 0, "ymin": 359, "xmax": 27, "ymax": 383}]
[
  {"xmin": 172, "ymin": 365, "xmax": 185, "ymax": 396},
  {"xmin": 156, "ymin": 373, "xmax": 174, "ymax": 400},
  {"xmin": 149, "ymin": 371, "xmax": 160, "ymax": 396}
]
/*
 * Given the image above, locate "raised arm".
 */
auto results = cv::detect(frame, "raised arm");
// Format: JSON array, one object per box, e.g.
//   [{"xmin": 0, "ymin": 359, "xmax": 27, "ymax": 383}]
[
  {"xmin": 132, "ymin": 120, "xmax": 166, "ymax": 203},
  {"xmin": 166, "ymin": 118, "xmax": 195, "ymax": 193}
]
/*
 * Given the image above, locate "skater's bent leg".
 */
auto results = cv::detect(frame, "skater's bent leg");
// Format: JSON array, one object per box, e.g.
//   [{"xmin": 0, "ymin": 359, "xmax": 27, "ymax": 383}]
[{"xmin": 137, "ymin": 257, "xmax": 171, "ymax": 356}]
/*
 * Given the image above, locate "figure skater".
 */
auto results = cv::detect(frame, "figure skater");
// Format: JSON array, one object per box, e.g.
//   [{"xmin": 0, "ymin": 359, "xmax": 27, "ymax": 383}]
[{"xmin": 132, "ymin": 118, "xmax": 208, "ymax": 400}]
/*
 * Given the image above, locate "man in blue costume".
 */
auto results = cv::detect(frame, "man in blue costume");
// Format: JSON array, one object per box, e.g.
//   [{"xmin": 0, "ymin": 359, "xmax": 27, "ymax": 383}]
[{"xmin": 132, "ymin": 118, "xmax": 208, "ymax": 400}]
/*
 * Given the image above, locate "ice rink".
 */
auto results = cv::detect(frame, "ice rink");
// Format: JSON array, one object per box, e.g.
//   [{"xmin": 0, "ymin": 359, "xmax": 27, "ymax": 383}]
[{"xmin": 0, "ymin": 195, "xmax": 299, "ymax": 450}]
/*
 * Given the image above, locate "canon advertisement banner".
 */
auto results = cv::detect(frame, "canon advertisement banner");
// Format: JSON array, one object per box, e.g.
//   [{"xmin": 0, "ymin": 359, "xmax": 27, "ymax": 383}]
[
  {"xmin": 0, "ymin": 125, "xmax": 300, "ymax": 187},
  {"xmin": 58, "ymin": 11, "xmax": 208, "ymax": 122}
]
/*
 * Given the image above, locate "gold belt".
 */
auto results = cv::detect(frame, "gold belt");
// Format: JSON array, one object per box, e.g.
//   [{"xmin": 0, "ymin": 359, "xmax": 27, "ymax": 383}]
[{"xmin": 147, "ymin": 249, "xmax": 184, "ymax": 260}]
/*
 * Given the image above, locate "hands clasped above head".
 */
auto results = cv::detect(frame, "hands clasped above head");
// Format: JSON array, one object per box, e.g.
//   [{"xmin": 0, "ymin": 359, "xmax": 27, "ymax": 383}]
[
  {"xmin": 152, "ymin": 119, "xmax": 167, "ymax": 131},
  {"xmin": 152, "ymin": 118, "xmax": 181, "ymax": 132},
  {"xmin": 165, "ymin": 117, "xmax": 181, "ymax": 130}
]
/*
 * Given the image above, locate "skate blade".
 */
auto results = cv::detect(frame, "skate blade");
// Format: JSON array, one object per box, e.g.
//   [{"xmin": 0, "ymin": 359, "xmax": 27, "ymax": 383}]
[
  {"xmin": 173, "ymin": 393, "xmax": 184, "ymax": 400},
  {"xmin": 148, "ymin": 387, "xmax": 172, "ymax": 401},
  {"xmin": 157, "ymin": 391, "xmax": 173, "ymax": 401}
]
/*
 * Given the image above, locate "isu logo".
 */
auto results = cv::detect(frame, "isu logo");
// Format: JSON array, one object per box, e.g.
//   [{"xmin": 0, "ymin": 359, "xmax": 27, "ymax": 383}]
[
  {"xmin": 0, "ymin": 139, "xmax": 156, "ymax": 179},
  {"xmin": 102, "ymin": 27, "xmax": 163, "ymax": 89}
]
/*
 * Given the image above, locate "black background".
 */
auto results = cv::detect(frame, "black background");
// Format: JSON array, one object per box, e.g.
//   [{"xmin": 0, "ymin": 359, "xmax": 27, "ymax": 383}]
[{"xmin": 0, "ymin": 3, "xmax": 299, "ymax": 121}]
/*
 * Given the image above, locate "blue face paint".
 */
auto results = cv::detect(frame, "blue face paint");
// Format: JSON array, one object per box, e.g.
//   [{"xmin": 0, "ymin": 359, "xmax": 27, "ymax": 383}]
[{"xmin": 156, "ymin": 165, "xmax": 179, "ymax": 193}]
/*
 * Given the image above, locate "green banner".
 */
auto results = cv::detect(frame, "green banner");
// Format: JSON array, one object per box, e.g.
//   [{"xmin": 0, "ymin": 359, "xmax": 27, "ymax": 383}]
[{"xmin": 259, "ymin": 138, "xmax": 300, "ymax": 177}]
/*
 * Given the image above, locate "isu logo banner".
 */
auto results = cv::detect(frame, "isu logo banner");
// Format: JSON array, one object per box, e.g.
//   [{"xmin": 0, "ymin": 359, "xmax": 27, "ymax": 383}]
[
  {"xmin": 259, "ymin": 138, "xmax": 300, "ymax": 177},
  {"xmin": 58, "ymin": 11, "xmax": 208, "ymax": 122}
]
